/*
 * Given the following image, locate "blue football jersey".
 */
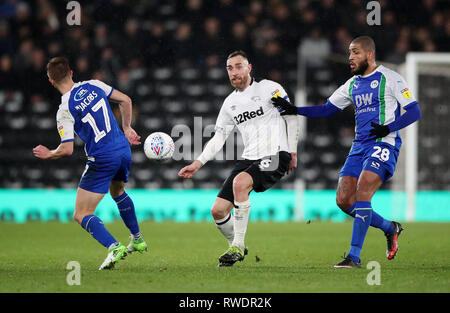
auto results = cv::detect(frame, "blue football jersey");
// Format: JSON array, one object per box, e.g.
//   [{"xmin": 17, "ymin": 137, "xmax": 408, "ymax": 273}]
[
  {"xmin": 328, "ymin": 65, "xmax": 418, "ymax": 149},
  {"xmin": 56, "ymin": 79, "xmax": 129, "ymax": 157}
]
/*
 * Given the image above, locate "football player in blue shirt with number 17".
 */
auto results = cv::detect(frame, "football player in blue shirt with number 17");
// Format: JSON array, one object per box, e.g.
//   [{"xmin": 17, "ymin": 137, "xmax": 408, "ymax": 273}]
[
  {"xmin": 272, "ymin": 36, "xmax": 421, "ymax": 268},
  {"xmin": 33, "ymin": 57, "xmax": 148, "ymax": 270}
]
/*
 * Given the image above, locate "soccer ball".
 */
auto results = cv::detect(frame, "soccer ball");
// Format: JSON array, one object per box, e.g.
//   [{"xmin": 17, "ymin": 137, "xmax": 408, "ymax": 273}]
[{"xmin": 143, "ymin": 132, "xmax": 175, "ymax": 161}]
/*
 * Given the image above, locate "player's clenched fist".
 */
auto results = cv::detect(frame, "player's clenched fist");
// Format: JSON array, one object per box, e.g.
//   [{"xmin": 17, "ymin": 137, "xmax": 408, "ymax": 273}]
[
  {"xmin": 178, "ymin": 160, "xmax": 202, "ymax": 179},
  {"xmin": 33, "ymin": 145, "xmax": 51, "ymax": 159}
]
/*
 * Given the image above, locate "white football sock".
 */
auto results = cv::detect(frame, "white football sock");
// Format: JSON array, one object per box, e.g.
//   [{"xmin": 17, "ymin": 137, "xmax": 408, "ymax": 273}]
[
  {"xmin": 214, "ymin": 213, "xmax": 234, "ymax": 246},
  {"xmin": 231, "ymin": 199, "xmax": 251, "ymax": 251}
]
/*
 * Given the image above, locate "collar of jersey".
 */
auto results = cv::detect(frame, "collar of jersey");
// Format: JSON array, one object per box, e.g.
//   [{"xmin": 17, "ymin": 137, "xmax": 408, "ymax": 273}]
[
  {"xmin": 357, "ymin": 65, "xmax": 383, "ymax": 79},
  {"xmin": 61, "ymin": 81, "xmax": 82, "ymax": 103}
]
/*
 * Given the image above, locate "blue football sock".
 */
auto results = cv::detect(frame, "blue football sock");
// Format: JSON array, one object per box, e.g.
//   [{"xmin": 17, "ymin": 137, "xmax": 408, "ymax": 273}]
[
  {"xmin": 81, "ymin": 214, "xmax": 117, "ymax": 248},
  {"xmin": 113, "ymin": 192, "xmax": 140, "ymax": 236},
  {"xmin": 346, "ymin": 204, "xmax": 356, "ymax": 217},
  {"xmin": 346, "ymin": 203, "xmax": 394, "ymax": 233},
  {"xmin": 348, "ymin": 201, "xmax": 373, "ymax": 263},
  {"xmin": 370, "ymin": 212, "xmax": 394, "ymax": 233}
]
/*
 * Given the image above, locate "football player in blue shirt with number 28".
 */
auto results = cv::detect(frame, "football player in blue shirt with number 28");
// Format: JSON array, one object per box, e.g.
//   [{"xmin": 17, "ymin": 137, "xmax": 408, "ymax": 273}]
[
  {"xmin": 273, "ymin": 36, "xmax": 421, "ymax": 268},
  {"xmin": 33, "ymin": 57, "xmax": 148, "ymax": 270}
]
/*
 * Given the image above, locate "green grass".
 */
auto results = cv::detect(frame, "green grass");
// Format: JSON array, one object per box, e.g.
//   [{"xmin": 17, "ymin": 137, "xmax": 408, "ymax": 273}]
[{"xmin": 0, "ymin": 221, "xmax": 449, "ymax": 293}]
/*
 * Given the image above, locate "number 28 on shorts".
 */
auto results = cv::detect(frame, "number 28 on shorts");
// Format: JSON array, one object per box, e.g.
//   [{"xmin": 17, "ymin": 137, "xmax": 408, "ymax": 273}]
[{"xmin": 371, "ymin": 146, "xmax": 390, "ymax": 162}]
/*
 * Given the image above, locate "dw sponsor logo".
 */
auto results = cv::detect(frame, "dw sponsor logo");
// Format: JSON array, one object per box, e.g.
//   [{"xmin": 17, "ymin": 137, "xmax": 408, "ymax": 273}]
[{"xmin": 355, "ymin": 93, "xmax": 373, "ymax": 108}]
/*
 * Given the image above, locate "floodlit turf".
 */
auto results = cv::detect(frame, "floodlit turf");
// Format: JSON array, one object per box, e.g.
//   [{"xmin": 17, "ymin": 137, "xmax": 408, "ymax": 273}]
[{"xmin": 0, "ymin": 221, "xmax": 449, "ymax": 293}]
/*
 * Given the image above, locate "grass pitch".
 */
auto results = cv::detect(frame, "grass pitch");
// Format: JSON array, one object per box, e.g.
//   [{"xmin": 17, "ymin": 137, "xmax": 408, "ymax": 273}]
[{"xmin": 0, "ymin": 221, "xmax": 448, "ymax": 293}]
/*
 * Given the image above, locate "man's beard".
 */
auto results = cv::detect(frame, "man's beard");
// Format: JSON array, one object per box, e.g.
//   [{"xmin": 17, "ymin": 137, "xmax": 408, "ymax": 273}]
[
  {"xmin": 351, "ymin": 59, "xmax": 369, "ymax": 75},
  {"xmin": 231, "ymin": 75, "xmax": 247, "ymax": 89}
]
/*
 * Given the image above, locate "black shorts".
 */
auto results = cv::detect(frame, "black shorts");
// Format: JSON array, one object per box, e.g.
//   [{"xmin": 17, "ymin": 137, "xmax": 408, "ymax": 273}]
[{"xmin": 217, "ymin": 151, "xmax": 292, "ymax": 203}]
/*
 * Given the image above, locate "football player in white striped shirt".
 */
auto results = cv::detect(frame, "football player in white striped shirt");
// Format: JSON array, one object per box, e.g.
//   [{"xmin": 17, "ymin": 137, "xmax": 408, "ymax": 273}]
[{"xmin": 179, "ymin": 50, "xmax": 301, "ymax": 266}]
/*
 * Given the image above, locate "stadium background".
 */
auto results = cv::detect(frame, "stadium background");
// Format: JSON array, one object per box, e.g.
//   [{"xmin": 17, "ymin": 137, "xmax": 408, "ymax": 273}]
[{"xmin": 0, "ymin": 0, "xmax": 449, "ymax": 223}]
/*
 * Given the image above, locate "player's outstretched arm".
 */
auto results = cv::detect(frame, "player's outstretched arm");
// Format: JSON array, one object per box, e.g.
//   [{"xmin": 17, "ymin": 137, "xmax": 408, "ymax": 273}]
[
  {"xmin": 33, "ymin": 141, "xmax": 74, "ymax": 160},
  {"xmin": 272, "ymin": 97, "xmax": 341, "ymax": 118},
  {"xmin": 178, "ymin": 160, "xmax": 203, "ymax": 179},
  {"xmin": 178, "ymin": 130, "xmax": 229, "ymax": 179},
  {"xmin": 271, "ymin": 96, "xmax": 298, "ymax": 115},
  {"xmin": 109, "ymin": 89, "xmax": 141, "ymax": 145}
]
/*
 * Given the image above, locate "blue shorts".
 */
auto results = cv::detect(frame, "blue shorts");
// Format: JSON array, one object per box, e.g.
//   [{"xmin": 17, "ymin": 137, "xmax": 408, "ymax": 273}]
[
  {"xmin": 339, "ymin": 141, "xmax": 399, "ymax": 183},
  {"xmin": 79, "ymin": 149, "xmax": 132, "ymax": 194}
]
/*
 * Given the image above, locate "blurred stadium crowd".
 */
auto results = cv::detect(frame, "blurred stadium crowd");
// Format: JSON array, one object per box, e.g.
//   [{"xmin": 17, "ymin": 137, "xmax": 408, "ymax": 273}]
[{"xmin": 0, "ymin": 0, "xmax": 449, "ymax": 190}]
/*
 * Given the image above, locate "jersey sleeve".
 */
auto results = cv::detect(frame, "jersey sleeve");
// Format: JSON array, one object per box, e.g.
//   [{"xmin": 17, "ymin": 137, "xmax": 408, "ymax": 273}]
[
  {"xmin": 269, "ymin": 81, "xmax": 290, "ymax": 101},
  {"xmin": 198, "ymin": 102, "xmax": 234, "ymax": 165},
  {"xmin": 386, "ymin": 71, "xmax": 417, "ymax": 109},
  {"xmin": 56, "ymin": 105, "xmax": 75, "ymax": 143},
  {"xmin": 214, "ymin": 102, "xmax": 235, "ymax": 137},
  {"xmin": 89, "ymin": 79, "xmax": 114, "ymax": 98},
  {"xmin": 328, "ymin": 77, "xmax": 355, "ymax": 110},
  {"xmin": 268, "ymin": 81, "xmax": 301, "ymax": 153}
]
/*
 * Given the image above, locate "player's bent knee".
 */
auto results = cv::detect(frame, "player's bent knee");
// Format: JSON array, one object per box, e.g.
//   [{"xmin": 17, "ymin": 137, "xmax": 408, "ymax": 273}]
[
  {"xmin": 232, "ymin": 173, "xmax": 252, "ymax": 195},
  {"xmin": 211, "ymin": 205, "xmax": 227, "ymax": 220},
  {"xmin": 73, "ymin": 211, "xmax": 84, "ymax": 225},
  {"xmin": 336, "ymin": 195, "xmax": 352, "ymax": 211},
  {"xmin": 336, "ymin": 199, "xmax": 346, "ymax": 211},
  {"xmin": 211, "ymin": 197, "xmax": 234, "ymax": 220},
  {"xmin": 73, "ymin": 207, "xmax": 96, "ymax": 225},
  {"xmin": 109, "ymin": 181, "xmax": 125, "ymax": 198},
  {"xmin": 336, "ymin": 176, "xmax": 357, "ymax": 211},
  {"xmin": 110, "ymin": 189, "xmax": 124, "ymax": 199},
  {"xmin": 355, "ymin": 190, "xmax": 374, "ymax": 202},
  {"xmin": 355, "ymin": 184, "xmax": 376, "ymax": 201}
]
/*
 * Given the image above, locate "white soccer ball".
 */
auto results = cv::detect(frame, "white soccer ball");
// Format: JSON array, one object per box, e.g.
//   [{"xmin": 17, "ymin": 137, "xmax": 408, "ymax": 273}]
[{"xmin": 143, "ymin": 132, "xmax": 175, "ymax": 161}]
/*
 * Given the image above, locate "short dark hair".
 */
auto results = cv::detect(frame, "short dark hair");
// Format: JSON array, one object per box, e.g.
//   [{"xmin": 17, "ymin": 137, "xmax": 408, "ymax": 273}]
[
  {"xmin": 47, "ymin": 57, "xmax": 71, "ymax": 83},
  {"xmin": 227, "ymin": 50, "xmax": 249, "ymax": 61},
  {"xmin": 351, "ymin": 36, "xmax": 376, "ymax": 54}
]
